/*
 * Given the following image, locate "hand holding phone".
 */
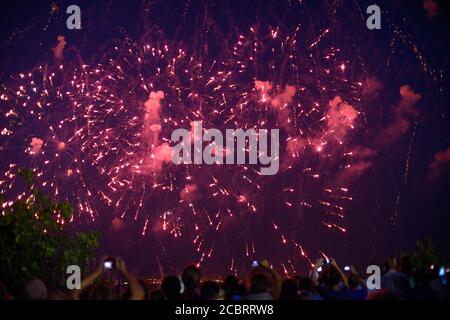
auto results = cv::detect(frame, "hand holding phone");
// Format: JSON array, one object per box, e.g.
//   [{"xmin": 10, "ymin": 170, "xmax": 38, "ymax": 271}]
[{"xmin": 103, "ymin": 257, "xmax": 115, "ymax": 270}]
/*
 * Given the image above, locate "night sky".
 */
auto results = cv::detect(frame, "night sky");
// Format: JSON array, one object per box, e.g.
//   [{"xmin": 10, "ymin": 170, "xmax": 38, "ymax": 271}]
[{"xmin": 0, "ymin": 0, "xmax": 449, "ymax": 277}]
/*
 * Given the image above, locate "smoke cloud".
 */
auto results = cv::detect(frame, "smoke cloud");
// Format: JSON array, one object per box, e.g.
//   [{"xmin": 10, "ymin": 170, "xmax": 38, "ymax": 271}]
[
  {"xmin": 424, "ymin": 0, "xmax": 439, "ymax": 19},
  {"xmin": 376, "ymin": 85, "xmax": 421, "ymax": 146},
  {"xmin": 180, "ymin": 184, "xmax": 198, "ymax": 201},
  {"xmin": 429, "ymin": 148, "xmax": 450, "ymax": 180},
  {"xmin": 254, "ymin": 81, "xmax": 296, "ymax": 129},
  {"xmin": 30, "ymin": 137, "xmax": 44, "ymax": 155},
  {"xmin": 326, "ymin": 96, "xmax": 359, "ymax": 140},
  {"xmin": 143, "ymin": 91, "xmax": 173, "ymax": 173},
  {"xmin": 52, "ymin": 35, "xmax": 67, "ymax": 60}
]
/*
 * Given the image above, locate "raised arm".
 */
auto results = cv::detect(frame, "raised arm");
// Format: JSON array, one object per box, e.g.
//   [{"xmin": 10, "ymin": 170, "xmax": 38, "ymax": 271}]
[
  {"xmin": 329, "ymin": 258, "xmax": 349, "ymax": 287},
  {"xmin": 310, "ymin": 258, "xmax": 324, "ymax": 285},
  {"xmin": 115, "ymin": 257, "xmax": 145, "ymax": 300},
  {"xmin": 260, "ymin": 260, "xmax": 283, "ymax": 299},
  {"xmin": 70, "ymin": 256, "xmax": 107, "ymax": 300},
  {"xmin": 349, "ymin": 265, "xmax": 367, "ymax": 288}
]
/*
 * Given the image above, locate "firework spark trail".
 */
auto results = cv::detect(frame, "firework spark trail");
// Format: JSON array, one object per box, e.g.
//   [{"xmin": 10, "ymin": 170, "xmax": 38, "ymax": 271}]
[
  {"xmin": 392, "ymin": 122, "xmax": 418, "ymax": 227},
  {"xmin": 0, "ymin": 18, "xmax": 365, "ymax": 274}
]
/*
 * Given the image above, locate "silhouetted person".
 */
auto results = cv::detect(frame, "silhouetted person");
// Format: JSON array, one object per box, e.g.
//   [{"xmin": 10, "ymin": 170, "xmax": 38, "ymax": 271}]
[
  {"xmin": 381, "ymin": 257, "xmax": 409, "ymax": 299},
  {"xmin": 407, "ymin": 269, "xmax": 437, "ymax": 300},
  {"xmin": 70, "ymin": 256, "xmax": 144, "ymax": 300},
  {"xmin": 201, "ymin": 280, "xmax": 220, "ymax": 300},
  {"xmin": 149, "ymin": 289, "xmax": 165, "ymax": 300},
  {"xmin": 182, "ymin": 265, "xmax": 201, "ymax": 300},
  {"xmin": 23, "ymin": 278, "xmax": 47, "ymax": 300},
  {"xmin": 162, "ymin": 276, "xmax": 182, "ymax": 300},
  {"xmin": 298, "ymin": 277, "xmax": 322, "ymax": 300},
  {"xmin": 315, "ymin": 258, "xmax": 366, "ymax": 300},
  {"xmin": 223, "ymin": 275, "xmax": 241, "ymax": 300},
  {"xmin": 279, "ymin": 279, "xmax": 298, "ymax": 300},
  {"xmin": 246, "ymin": 273, "xmax": 273, "ymax": 300}
]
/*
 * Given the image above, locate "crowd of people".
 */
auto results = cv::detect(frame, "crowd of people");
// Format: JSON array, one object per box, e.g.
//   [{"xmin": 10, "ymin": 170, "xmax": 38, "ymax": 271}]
[{"xmin": 1, "ymin": 255, "xmax": 449, "ymax": 300}]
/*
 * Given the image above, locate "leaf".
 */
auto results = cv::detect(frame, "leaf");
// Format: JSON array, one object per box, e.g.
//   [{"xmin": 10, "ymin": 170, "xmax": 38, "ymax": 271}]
[
  {"xmin": 59, "ymin": 202, "xmax": 72, "ymax": 219},
  {"xmin": 19, "ymin": 168, "xmax": 34, "ymax": 185},
  {"xmin": 0, "ymin": 168, "xmax": 101, "ymax": 288}
]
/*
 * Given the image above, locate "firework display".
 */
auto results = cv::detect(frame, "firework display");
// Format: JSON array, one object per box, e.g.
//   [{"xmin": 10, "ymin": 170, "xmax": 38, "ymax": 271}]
[{"xmin": 0, "ymin": 0, "xmax": 448, "ymax": 276}]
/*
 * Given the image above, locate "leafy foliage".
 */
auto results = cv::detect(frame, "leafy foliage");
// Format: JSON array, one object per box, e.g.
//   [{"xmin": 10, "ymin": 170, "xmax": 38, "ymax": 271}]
[
  {"xmin": 400, "ymin": 238, "xmax": 450, "ymax": 270},
  {"xmin": 0, "ymin": 168, "xmax": 99, "ymax": 294}
]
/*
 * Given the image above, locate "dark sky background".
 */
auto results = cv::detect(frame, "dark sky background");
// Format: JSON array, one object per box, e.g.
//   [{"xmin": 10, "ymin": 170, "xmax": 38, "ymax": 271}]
[{"xmin": 0, "ymin": 0, "xmax": 449, "ymax": 277}]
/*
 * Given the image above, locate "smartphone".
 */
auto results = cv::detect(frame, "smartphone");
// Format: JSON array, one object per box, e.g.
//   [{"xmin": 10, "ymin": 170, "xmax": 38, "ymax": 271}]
[
  {"xmin": 104, "ymin": 258, "xmax": 115, "ymax": 270},
  {"xmin": 251, "ymin": 260, "xmax": 259, "ymax": 268},
  {"xmin": 344, "ymin": 265, "xmax": 350, "ymax": 271}
]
